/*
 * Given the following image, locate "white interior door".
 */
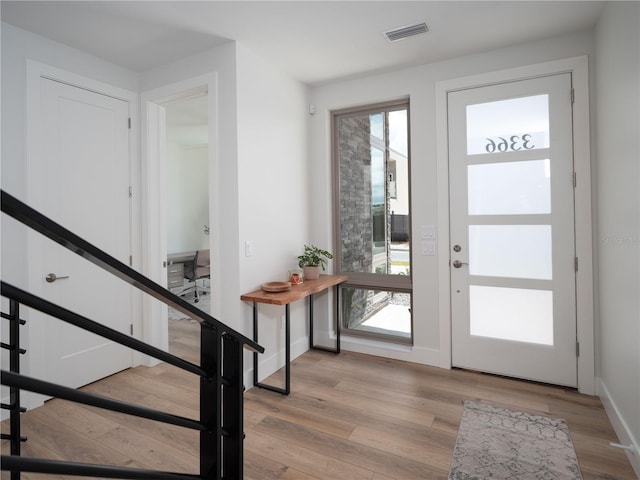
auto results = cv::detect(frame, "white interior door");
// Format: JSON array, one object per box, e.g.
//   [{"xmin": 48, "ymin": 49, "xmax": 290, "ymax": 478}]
[
  {"xmin": 28, "ymin": 77, "xmax": 133, "ymax": 389},
  {"xmin": 448, "ymin": 73, "xmax": 578, "ymax": 386}
]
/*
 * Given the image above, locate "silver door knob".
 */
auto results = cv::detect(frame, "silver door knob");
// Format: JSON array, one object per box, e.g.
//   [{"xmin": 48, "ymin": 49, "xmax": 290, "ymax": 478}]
[
  {"xmin": 452, "ymin": 260, "xmax": 468, "ymax": 268},
  {"xmin": 45, "ymin": 273, "xmax": 69, "ymax": 283}
]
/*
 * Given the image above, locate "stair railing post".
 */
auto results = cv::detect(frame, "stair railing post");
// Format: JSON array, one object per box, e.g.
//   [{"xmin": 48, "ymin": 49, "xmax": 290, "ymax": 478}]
[
  {"xmin": 9, "ymin": 299, "xmax": 22, "ymax": 480},
  {"xmin": 222, "ymin": 335, "xmax": 244, "ymax": 479},
  {"xmin": 200, "ymin": 322, "xmax": 222, "ymax": 480}
]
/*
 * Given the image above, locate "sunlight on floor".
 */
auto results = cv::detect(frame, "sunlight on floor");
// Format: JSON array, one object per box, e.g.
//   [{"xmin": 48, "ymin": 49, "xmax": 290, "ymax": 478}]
[{"xmin": 359, "ymin": 304, "xmax": 411, "ymax": 336}]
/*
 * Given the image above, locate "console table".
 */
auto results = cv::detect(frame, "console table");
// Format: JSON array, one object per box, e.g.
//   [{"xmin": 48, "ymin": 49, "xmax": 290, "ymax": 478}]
[{"xmin": 241, "ymin": 274, "xmax": 348, "ymax": 395}]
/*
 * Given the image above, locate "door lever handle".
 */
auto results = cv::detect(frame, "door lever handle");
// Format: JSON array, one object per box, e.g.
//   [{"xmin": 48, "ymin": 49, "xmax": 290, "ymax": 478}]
[
  {"xmin": 452, "ymin": 260, "xmax": 469, "ymax": 269},
  {"xmin": 46, "ymin": 273, "xmax": 69, "ymax": 283}
]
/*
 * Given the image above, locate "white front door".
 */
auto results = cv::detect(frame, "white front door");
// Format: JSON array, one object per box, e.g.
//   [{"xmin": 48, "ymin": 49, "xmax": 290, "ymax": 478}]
[
  {"xmin": 27, "ymin": 77, "xmax": 133, "ymax": 389},
  {"xmin": 448, "ymin": 73, "xmax": 578, "ymax": 386}
]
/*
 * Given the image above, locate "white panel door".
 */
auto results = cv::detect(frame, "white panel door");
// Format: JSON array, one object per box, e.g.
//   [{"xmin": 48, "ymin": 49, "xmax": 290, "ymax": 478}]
[
  {"xmin": 448, "ymin": 73, "xmax": 577, "ymax": 386},
  {"xmin": 28, "ymin": 77, "xmax": 133, "ymax": 389}
]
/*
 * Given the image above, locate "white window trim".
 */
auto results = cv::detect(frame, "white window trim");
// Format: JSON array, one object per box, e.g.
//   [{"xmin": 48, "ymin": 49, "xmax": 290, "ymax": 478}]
[{"xmin": 435, "ymin": 56, "xmax": 594, "ymax": 394}]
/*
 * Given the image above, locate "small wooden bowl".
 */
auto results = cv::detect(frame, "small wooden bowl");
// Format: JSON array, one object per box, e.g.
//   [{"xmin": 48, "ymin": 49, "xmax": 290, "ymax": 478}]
[{"xmin": 262, "ymin": 281, "xmax": 291, "ymax": 293}]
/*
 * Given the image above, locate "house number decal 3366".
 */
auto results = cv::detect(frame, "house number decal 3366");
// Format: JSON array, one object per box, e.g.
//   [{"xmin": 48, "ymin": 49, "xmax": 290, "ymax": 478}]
[{"xmin": 485, "ymin": 134, "xmax": 535, "ymax": 153}]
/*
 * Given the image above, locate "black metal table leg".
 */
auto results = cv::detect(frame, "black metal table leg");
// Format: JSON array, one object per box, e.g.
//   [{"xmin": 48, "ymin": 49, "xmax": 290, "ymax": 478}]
[
  {"xmin": 253, "ymin": 303, "xmax": 290, "ymax": 395},
  {"xmin": 336, "ymin": 284, "xmax": 341, "ymax": 354},
  {"xmin": 309, "ymin": 286, "xmax": 341, "ymax": 354},
  {"xmin": 252, "ymin": 302, "xmax": 259, "ymax": 388}
]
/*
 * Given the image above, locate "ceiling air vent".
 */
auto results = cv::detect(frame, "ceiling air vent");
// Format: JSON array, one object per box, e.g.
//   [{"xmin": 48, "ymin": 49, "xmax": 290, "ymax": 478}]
[{"xmin": 384, "ymin": 22, "xmax": 429, "ymax": 42}]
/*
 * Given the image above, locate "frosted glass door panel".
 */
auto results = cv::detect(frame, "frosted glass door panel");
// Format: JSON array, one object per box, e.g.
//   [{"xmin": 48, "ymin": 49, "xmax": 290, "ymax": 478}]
[
  {"xmin": 470, "ymin": 285, "xmax": 553, "ymax": 345},
  {"xmin": 469, "ymin": 225, "xmax": 552, "ymax": 279},
  {"xmin": 466, "ymin": 95, "xmax": 549, "ymax": 155},
  {"xmin": 468, "ymin": 160, "xmax": 551, "ymax": 215}
]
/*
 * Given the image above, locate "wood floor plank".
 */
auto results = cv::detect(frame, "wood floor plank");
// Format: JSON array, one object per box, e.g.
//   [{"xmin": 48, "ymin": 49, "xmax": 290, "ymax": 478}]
[
  {"xmin": 254, "ymin": 415, "xmax": 449, "ymax": 480},
  {"xmin": 245, "ymin": 428, "xmax": 376, "ymax": 480},
  {"xmin": 243, "ymin": 450, "xmax": 289, "ymax": 480},
  {"xmin": 79, "ymin": 402, "xmax": 200, "ymax": 457},
  {"xmin": 287, "ymin": 377, "xmax": 437, "ymax": 427},
  {"xmin": 372, "ymin": 474, "xmax": 398, "ymax": 480},
  {"xmin": 1, "ymin": 318, "xmax": 635, "ymax": 480},
  {"xmin": 95, "ymin": 423, "xmax": 198, "ymax": 474},
  {"xmin": 31, "ymin": 397, "xmax": 121, "ymax": 439},
  {"xmin": 245, "ymin": 406, "xmax": 268, "ymax": 428},
  {"xmin": 245, "ymin": 391, "xmax": 357, "ymax": 439},
  {"xmin": 8, "ymin": 406, "xmax": 140, "ymax": 469},
  {"xmin": 348, "ymin": 424, "xmax": 453, "ymax": 472},
  {"xmin": 280, "ymin": 468, "xmax": 322, "ymax": 480},
  {"xmin": 251, "ymin": 385, "xmax": 456, "ymax": 453},
  {"xmin": 132, "ymin": 362, "xmax": 200, "ymax": 393}
]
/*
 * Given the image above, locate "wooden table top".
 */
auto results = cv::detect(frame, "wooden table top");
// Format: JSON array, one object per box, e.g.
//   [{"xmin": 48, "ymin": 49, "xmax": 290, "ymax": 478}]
[{"xmin": 240, "ymin": 274, "xmax": 348, "ymax": 306}]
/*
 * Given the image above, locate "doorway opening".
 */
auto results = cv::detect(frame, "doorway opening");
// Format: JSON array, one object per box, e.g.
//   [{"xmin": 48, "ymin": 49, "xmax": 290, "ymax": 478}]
[
  {"xmin": 143, "ymin": 77, "xmax": 216, "ymax": 359},
  {"xmin": 163, "ymin": 92, "xmax": 212, "ymax": 317}
]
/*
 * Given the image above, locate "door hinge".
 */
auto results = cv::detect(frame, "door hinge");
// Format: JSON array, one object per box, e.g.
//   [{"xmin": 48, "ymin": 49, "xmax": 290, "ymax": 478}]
[
  {"xmin": 573, "ymin": 172, "xmax": 577, "ymax": 188},
  {"xmin": 571, "ymin": 88, "xmax": 575, "ymax": 104},
  {"xmin": 575, "ymin": 256, "xmax": 579, "ymax": 272},
  {"xmin": 128, "ymin": 117, "xmax": 132, "ymax": 129},
  {"xmin": 130, "ymin": 324, "xmax": 134, "ymax": 335},
  {"xmin": 129, "ymin": 255, "xmax": 133, "ymax": 266},
  {"xmin": 576, "ymin": 341, "xmax": 580, "ymax": 357},
  {"xmin": 129, "ymin": 186, "xmax": 132, "ymax": 198}
]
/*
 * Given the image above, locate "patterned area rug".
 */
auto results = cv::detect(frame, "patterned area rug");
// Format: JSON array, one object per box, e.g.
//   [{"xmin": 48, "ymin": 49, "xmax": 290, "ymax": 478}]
[{"xmin": 449, "ymin": 401, "xmax": 583, "ymax": 480}]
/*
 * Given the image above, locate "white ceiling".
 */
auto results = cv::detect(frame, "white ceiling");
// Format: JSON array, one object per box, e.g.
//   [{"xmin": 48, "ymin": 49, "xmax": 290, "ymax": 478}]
[{"xmin": 2, "ymin": 1, "xmax": 605, "ymax": 86}]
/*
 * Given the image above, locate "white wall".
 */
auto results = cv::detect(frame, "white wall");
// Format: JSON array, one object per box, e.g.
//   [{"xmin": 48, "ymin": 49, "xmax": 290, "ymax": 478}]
[
  {"xmin": 166, "ymin": 143, "xmax": 209, "ymax": 254},
  {"xmin": 309, "ymin": 30, "xmax": 595, "ymax": 365},
  {"xmin": 594, "ymin": 2, "xmax": 640, "ymax": 473},
  {"xmin": 235, "ymin": 43, "xmax": 310, "ymax": 381}
]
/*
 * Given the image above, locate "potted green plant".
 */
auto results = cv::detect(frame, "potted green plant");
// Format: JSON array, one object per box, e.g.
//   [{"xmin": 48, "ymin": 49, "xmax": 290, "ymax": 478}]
[{"xmin": 297, "ymin": 244, "xmax": 333, "ymax": 280}]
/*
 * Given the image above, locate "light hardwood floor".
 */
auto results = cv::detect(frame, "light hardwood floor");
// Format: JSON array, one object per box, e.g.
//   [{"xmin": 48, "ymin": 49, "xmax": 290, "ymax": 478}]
[{"xmin": 2, "ymin": 318, "xmax": 636, "ymax": 480}]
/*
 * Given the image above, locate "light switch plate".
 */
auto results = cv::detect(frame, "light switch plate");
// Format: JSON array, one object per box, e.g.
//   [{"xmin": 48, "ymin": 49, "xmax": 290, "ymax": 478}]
[
  {"xmin": 245, "ymin": 240, "xmax": 254, "ymax": 257},
  {"xmin": 421, "ymin": 224, "xmax": 436, "ymax": 239},
  {"xmin": 422, "ymin": 240, "xmax": 436, "ymax": 256}
]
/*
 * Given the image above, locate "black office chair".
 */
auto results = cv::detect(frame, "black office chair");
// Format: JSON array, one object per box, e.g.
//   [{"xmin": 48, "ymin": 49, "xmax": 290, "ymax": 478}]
[{"xmin": 182, "ymin": 249, "xmax": 210, "ymax": 303}]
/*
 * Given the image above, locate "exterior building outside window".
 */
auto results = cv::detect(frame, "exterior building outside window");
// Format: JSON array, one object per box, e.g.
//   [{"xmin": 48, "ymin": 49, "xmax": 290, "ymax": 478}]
[{"xmin": 333, "ymin": 100, "xmax": 412, "ymax": 343}]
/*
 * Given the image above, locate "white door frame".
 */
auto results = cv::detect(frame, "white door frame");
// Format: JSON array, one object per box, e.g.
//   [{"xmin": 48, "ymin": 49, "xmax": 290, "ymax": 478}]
[
  {"xmin": 140, "ymin": 73, "xmax": 219, "ymax": 362},
  {"xmin": 435, "ymin": 56, "xmax": 595, "ymax": 394},
  {"xmin": 24, "ymin": 60, "xmax": 141, "ymax": 407}
]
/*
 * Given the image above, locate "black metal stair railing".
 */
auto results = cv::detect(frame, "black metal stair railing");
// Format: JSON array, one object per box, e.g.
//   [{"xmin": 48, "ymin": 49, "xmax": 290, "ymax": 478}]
[{"xmin": 0, "ymin": 190, "xmax": 264, "ymax": 480}]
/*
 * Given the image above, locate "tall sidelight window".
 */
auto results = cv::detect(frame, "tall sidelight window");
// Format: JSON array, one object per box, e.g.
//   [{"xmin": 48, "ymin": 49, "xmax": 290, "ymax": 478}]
[{"xmin": 333, "ymin": 100, "xmax": 412, "ymax": 343}]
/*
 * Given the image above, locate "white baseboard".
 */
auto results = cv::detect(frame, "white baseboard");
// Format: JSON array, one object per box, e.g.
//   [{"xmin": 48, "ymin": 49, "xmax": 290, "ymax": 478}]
[
  {"xmin": 340, "ymin": 333, "xmax": 445, "ymax": 367},
  {"xmin": 598, "ymin": 378, "xmax": 640, "ymax": 478}
]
